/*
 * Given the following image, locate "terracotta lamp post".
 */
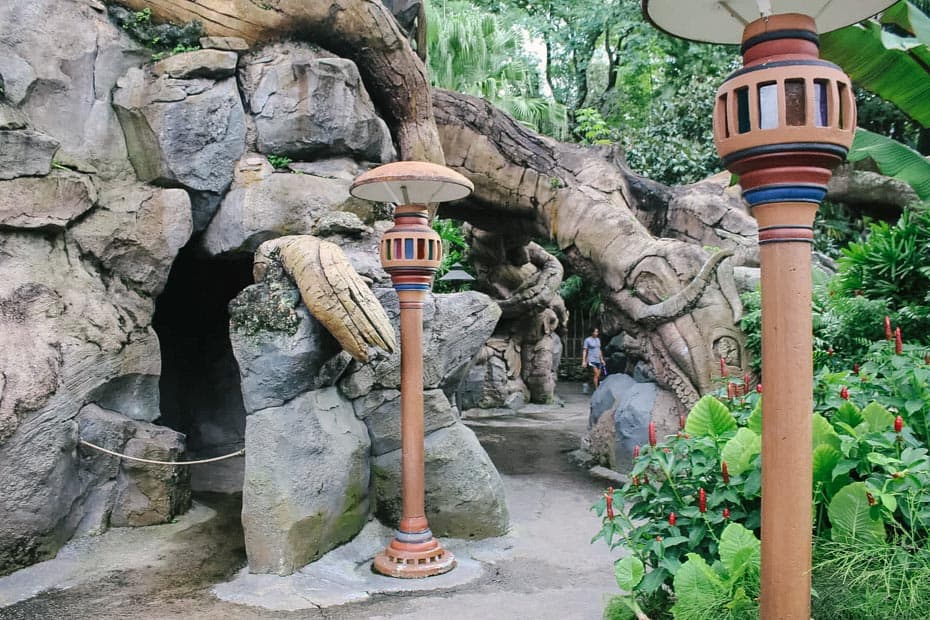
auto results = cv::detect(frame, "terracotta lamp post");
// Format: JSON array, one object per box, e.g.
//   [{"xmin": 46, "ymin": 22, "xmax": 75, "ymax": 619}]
[
  {"xmin": 641, "ymin": 1, "xmax": 895, "ymax": 617},
  {"xmin": 349, "ymin": 161, "xmax": 474, "ymax": 578}
]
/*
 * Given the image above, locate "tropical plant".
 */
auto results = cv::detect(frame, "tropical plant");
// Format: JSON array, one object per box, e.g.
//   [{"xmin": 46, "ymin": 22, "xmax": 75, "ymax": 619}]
[
  {"xmin": 107, "ymin": 4, "xmax": 202, "ymax": 59},
  {"xmin": 431, "ymin": 218, "xmax": 471, "ymax": 293},
  {"xmin": 426, "ymin": 0, "xmax": 568, "ymax": 138},
  {"xmin": 834, "ymin": 203, "xmax": 930, "ymax": 339}
]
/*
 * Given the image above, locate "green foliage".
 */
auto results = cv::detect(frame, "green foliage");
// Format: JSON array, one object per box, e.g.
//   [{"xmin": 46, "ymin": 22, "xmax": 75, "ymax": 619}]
[
  {"xmin": 848, "ymin": 129, "xmax": 930, "ymax": 200},
  {"xmin": 431, "ymin": 219, "xmax": 472, "ymax": 293},
  {"xmin": 813, "ymin": 200, "xmax": 871, "ymax": 259},
  {"xmin": 266, "ymin": 154, "xmax": 293, "ymax": 170},
  {"xmin": 813, "ymin": 533, "xmax": 930, "ymax": 619},
  {"xmin": 573, "ymin": 108, "xmax": 615, "ymax": 145},
  {"xmin": 107, "ymin": 5, "xmax": 203, "ymax": 60},
  {"xmin": 669, "ymin": 524, "xmax": 760, "ymax": 620},
  {"xmin": 834, "ymin": 203, "xmax": 930, "ymax": 340},
  {"xmin": 426, "ymin": 1, "xmax": 568, "ymax": 139},
  {"xmin": 821, "ymin": 1, "xmax": 930, "ymax": 128},
  {"xmin": 814, "ymin": 336, "xmax": 930, "ymax": 441},
  {"xmin": 592, "ymin": 396, "xmax": 762, "ymax": 614}
]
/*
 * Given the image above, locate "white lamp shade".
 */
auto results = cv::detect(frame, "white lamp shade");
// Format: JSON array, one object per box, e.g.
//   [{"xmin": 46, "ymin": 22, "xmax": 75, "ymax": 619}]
[
  {"xmin": 642, "ymin": 0, "xmax": 898, "ymax": 44},
  {"xmin": 350, "ymin": 161, "xmax": 474, "ymax": 204}
]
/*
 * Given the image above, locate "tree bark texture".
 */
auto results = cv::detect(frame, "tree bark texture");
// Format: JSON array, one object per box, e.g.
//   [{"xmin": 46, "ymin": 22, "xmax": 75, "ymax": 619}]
[
  {"xmin": 432, "ymin": 89, "xmax": 756, "ymax": 405},
  {"xmin": 120, "ymin": 0, "xmax": 443, "ymax": 163}
]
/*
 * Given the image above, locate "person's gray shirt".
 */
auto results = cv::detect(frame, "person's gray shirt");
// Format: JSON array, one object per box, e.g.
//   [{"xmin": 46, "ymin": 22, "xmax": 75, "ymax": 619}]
[{"xmin": 583, "ymin": 336, "xmax": 602, "ymax": 364}]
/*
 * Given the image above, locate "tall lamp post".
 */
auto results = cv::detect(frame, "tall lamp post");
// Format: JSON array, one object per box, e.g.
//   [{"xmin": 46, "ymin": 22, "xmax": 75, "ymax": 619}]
[
  {"xmin": 349, "ymin": 161, "xmax": 474, "ymax": 578},
  {"xmin": 641, "ymin": 1, "xmax": 896, "ymax": 617}
]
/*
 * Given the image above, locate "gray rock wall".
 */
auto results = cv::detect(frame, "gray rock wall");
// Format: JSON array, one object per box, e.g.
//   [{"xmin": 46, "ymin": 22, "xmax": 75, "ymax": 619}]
[{"xmin": 0, "ymin": 0, "xmax": 510, "ymax": 580}]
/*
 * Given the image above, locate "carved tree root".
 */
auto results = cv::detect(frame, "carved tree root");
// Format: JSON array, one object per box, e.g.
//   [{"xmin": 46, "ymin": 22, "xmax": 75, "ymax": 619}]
[{"xmin": 119, "ymin": 0, "xmax": 443, "ymax": 162}]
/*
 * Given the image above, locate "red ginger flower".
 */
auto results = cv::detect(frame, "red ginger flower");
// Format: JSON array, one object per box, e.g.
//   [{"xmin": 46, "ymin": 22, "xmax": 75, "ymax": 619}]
[
  {"xmin": 895, "ymin": 327, "xmax": 903, "ymax": 355},
  {"xmin": 605, "ymin": 487, "xmax": 615, "ymax": 521},
  {"xmin": 895, "ymin": 415, "xmax": 904, "ymax": 433},
  {"xmin": 668, "ymin": 512, "xmax": 676, "ymax": 526},
  {"xmin": 756, "ymin": 383, "xmax": 763, "ymax": 394},
  {"xmin": 840, "ymin": 386, "xmax": 849, "ymax": 400},
  {"xmin": 721, "ymin": 461, "xmax": 730, "ymax": 484},
  {"xmin": 720, "ymin": 357, "xmax": 727, "ymax": 377},
  {"xmin": 885, "ymin": 316, "xmax": 893, "ymax": 340},
  {"xmin": 648, "ymin": 421, "xmax": 657, "ymax": 447},
  {"xmin": 698, "ymin": 488, "xmax": 707, "ymax": 513},
  {"xmin": 723, "ymin": 507, "xmax": 730, "ymax": 520}
]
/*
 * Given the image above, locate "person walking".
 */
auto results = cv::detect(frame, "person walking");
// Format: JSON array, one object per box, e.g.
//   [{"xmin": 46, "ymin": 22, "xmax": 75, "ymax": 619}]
[{"xmin": 582, "ymin": 327, "xmax": 605, "ymax": 389}]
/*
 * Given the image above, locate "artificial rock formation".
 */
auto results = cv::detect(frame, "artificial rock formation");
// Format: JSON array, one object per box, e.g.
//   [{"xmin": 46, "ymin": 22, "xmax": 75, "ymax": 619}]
[
  {"xmin": 459, "ymin": 229, "xmax": 567, "ymax": 409},
  {"xmin": 230, "ymin": 248, "xmax": 508, "ymax": 575}
]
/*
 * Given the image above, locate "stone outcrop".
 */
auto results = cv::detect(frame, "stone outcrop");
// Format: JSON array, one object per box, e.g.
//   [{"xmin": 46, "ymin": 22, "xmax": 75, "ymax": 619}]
[
  {"xmin": 229, "ymin": 249, "xmax": 508, "ymax": 573},
  {"xmin": 242, "ymin": 388, "xmax": 371, "ymax": 575},
  {"xmin": 372, "ymin": 422, "xmax": 509, "ymax": 538},
  {"xmin": 239, "ymin": 43, "xmax": 395, "ymax": 163},
  {"xmin": 586, "ymin": 373, "xmax": 681, "ymax": 471}
]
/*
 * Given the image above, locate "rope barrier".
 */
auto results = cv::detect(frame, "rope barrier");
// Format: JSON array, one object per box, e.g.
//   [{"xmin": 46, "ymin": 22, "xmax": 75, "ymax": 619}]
[{"xmin": 79, "ymin": 440, "xmax": 245, "ymax": 466}]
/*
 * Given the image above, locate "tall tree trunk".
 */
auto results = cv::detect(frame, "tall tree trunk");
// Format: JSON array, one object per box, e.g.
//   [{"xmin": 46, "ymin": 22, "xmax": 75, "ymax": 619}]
[{"xmin": 121, "ymin": 0, "xmax": 443, "ymax": 163}]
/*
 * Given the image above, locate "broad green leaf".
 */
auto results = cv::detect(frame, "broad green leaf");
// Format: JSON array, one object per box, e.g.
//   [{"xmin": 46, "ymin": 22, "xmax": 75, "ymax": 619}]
[
  {"xmin": 639, "ymin": 567, "xmax": 668, "ymax": 594},
  {"xmin": 833, "ymin": 402, "xmax": 864, "ymax": 431},
  {"xmin": 906, "ymin": 399, "xmax": 925, "ymax": 414},
  {"xmin": 845, "ymin": 129, "xmax": 930, "ymax": 200},
  {"xmin": 813, "ymin": 444, "xmax": 843, "ymax": 485},
  {"xmin": 718, "ymin": 523, "xmax": 760, "ymax": 580},
  {"xmin": 721, "ymin": 428, "xmax": 761, "ymax": 476},
  {"xmin": 822, "ymin": 20, "xmax": 930, "ymax": 129},
  {"xmin": 828, "ymin": 481, "xmax": 886, "ymax": 544},
  {"xmin": 670, "ymin": 554, "xmax": 728, "ymax": 617},
  {"xmin": 862, "ymin": 401, "xmax": 896, "ymax": 433},
  {"xmin": 813, "ymin": 413, "xmax": 841, "ymax": 451},
  {"xmin": 747, "ymin": 399, "xmax": 762, "ymax": 434},
  {"xmin": 685, "ymin": 395, "xmax": 737, "ymax": 439},
  {"xmin": 614, "ymin": 556, "xmax": 644, "ymax": 592}
]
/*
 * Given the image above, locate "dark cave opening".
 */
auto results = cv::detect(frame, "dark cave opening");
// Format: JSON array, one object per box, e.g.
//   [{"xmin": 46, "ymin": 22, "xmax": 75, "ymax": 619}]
[{"xmin": 152, "ymin": 241, "xmax": 254, "ymax": 492}]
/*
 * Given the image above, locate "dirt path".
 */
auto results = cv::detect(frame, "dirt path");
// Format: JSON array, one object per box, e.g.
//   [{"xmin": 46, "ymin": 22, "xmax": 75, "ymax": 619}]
[{"xmin": 0, "ymin": 384, "xmax": 618, "ymax": 620}]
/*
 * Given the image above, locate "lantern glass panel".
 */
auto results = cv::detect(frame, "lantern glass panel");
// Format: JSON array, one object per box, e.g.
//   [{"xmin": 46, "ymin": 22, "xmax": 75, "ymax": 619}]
[
  {"xmin": 385, "ymin": 240, "xmax": 392, "ymax": 260},
  {"xmin": 758, "ymin": 82, "xmax": 778, "ymax": 129},
  {"xmin": 736, "ymin": 87, "xmax": 751, "ymax": 134},
  {"xmin": 405, "ymin": 238, "xmax": 414, "ymax": 259},
  {"xmin": 814, "ymin": 80, "xmax": 829, "ymax": 127},
  {"xmin": 718, "ymin": 93, "xmax": 730, "ymax": 138},
  {"xmin": 838, "ymin": 82, "xmax": 850, "ymax": 129},
  {"xmin": 785, "ymin": 79, "xmax": 806, "ymax": 126},
  {"xmin": 394, "ymin": 238, "xmax": 402, "ymax": 259}
]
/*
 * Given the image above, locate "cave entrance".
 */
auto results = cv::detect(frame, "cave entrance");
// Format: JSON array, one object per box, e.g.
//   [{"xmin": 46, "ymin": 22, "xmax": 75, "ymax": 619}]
[{"xmin": 152, "ymin": 241, "xmax": 254, "ymax": 493}]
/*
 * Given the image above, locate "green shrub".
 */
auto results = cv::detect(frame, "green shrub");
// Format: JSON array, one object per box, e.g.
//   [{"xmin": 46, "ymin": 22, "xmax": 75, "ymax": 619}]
[
  {"xmin": 835, "ymin": 203, "xmax": 930, "ymax": 342},
  {"xmin": 107, "ymin": 5, "xmax": 202, "ymax": 60}
]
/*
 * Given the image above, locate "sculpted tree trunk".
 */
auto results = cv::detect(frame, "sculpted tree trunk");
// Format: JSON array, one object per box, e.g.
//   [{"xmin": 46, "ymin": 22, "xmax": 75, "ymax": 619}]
[
  {"xmin": 121, "ymin": 0, "xmax": 443, "ymax": 163},
  {"xmin": 432, "ymin": 89, "xmax": 756, "ymax": 406}
]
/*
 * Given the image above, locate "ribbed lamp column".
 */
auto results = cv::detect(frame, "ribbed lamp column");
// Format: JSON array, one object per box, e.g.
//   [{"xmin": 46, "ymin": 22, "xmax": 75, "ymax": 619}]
[
  {"xmin": 349, "ymin": 161, "xmax": 474, "ymax": 578},
  {"xmin": 714, "ymin": 15, "xmax": 854, "ymax": 617},
  {"xmin": 640, "ymin": 2, "xmax": 897, "ymax": 617}
]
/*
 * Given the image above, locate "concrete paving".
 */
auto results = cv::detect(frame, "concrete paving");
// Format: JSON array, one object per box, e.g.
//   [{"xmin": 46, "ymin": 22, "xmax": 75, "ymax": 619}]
[{"xmin": 0, "ymin": 383, "xmax": 621, "ymax": 620}]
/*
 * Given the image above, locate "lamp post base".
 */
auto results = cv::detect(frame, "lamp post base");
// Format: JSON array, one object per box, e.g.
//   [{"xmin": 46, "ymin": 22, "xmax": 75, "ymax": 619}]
[{"xmin": 373, "ymin": 535, "xmax": 456, "ymax": 578}]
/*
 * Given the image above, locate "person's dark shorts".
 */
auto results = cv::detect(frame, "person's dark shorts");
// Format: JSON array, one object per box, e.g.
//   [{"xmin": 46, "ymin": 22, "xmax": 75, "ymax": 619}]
[{"xmin": 590, "ymin": 361, "xmax": 606, "ymax": 375}]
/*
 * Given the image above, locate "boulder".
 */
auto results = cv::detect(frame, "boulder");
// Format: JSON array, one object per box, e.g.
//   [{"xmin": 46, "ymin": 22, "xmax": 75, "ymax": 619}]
[
  {"xmin": 201, "ymin": 157, "xmax": 375, "ymax": 256},
  {"xmin": 588, "ymin": 373, "xmax": 682, "ymax": 471},
  {"xmin": 153, "ymin": 49, "xmax": 238, "ymax": 80},
  {"xmin": 0, "ymin": 171, "xmax": 96, "ymax": 229},
  {"xmin": 77, "ymin": 404, "xmax": 191, "ymax": 528},
  {"xmin": 70, "ymin": 185, "xmax": 193, "ymax": 296},
  {"xmin": 242, "ymin": 388, "xmax": 371, "ymax": 575},
  {"xmin": 0, "ymin": 129, "xmax": 59, "ymax": 180},
  {"xmin": 239, "ymin": 43, "xmax": 395, "ymax": 162},
  {"xmin": 112, "ymin": 66, "xmax": 246, "ymax": 195},
  {"xmin": 0, "ymin": 50, "xmax": 37, "ymax": 106},
  {"xmin": 229, "ymin": 295, "xmax": 345, "ymax": 412},
  {"xmin": 371, "ymin": 422, "xmax": 508, "ymax": 538},
  {"xmin": 355, "ymin": 389, "xmax": 459, "ymax": 456},
  {"xmin": 199, "ymin": 36, "xmax": 250, "ymax": 52}
]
